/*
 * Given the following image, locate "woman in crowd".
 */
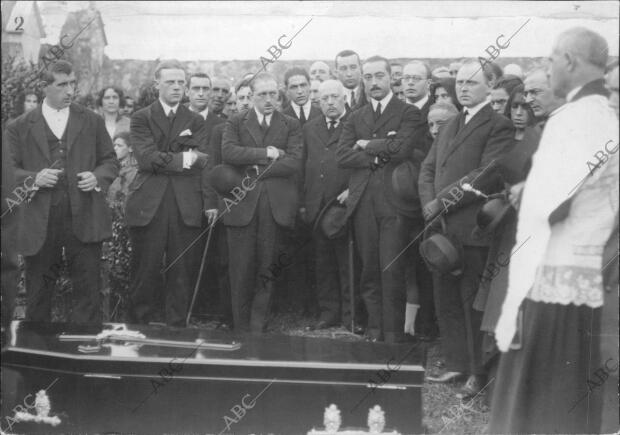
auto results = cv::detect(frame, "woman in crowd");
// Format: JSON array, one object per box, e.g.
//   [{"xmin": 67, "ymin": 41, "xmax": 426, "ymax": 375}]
[
  {"xmin": 489, "ymin": 75, "xmax": 523, "ymax": 115},
  {"xmin": 17, "ymin": 90, "xmax": 40, "ymax": 115},
  {"xmin": 430, "ymin": 77, "xmax": 462, "ymax": 111},
  {"xmin": 103, "ymin": 131, "xmax": 138, "ymax": 320},
  {"xmin": 427, "ymin": 101, "xmax": 458, "ymax": 140},
  {"xmin": 472, "ymin": 86, "xmax": 540, "ymax": 401},
  {"xmin": 97, "ymin": 86, "xmax": 130, "ymax": 139}
]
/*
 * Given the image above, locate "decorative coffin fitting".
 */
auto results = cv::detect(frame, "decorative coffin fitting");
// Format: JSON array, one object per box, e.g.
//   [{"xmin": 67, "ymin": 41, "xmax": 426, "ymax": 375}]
[{"xmin": 1, "ymin": 321, "xmax": 425, "ymax": 434}]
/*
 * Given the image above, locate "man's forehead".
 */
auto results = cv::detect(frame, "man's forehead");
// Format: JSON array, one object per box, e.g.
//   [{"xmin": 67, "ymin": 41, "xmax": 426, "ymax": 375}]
[
  {"xmin": 212, "ymin": 79, "xmax": 230, "ymax": 89},
  {"xmin": 52, "ymin": 72, "xmax": 76, "ymax": 83},
  {"xmin": 403, "ymin": 63, "xmax": 426, "ymax": 76},
  {"xmin": 319, "ymin": 82, "xmax": 343, "ymax": 96},
  {"xmin": 311, "ymin": 62, "xmax": 329, "ymax": 71},
  {"xmin": 159, "ymin": 68, "xmax": 185, "ymax": 80},
  {"xmin": 254, "ymin": 78, "xmax": 278, "ymax": 90},
  {"xmin": 524, "ymin": 72, "xmax": 548, "ymax": 88},
  {"xmin": 456, "ymin": 64, "xmax": 482, "ymax": 81},
  {"xmin": 288, "ymin": 75, "xmax": 309, "ymax": 86},
  {"xmin": 363, "ymin": 61, "xmax": 388, "ymax": 74},
  {"xmin": 337, "ymin": 54, "xmax": 359, "ymax": 66},
  {"xmin": 189, "ymin": 77, "xmax": 211, "ymax": 87}
]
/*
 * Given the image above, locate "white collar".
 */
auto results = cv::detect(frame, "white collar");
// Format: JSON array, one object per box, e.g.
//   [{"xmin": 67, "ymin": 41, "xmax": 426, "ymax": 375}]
[
  {"xmin": 159, "ymin": 99, "xmax": 179, "ymax": 115},
  {"xmin": 42, "ymin": 99, "xmax": 69, "ymax": 115},
  {"xmin": 411, "ymin": 93, "xmax": 429, "ymax": 110},
  {"xmin": 325, "ymin": 111, "xmax": 346, "ymax": 126},
  {"xmin": 566, "ymin": 85, "xmax": 584, "ymax": 103},
  {"xmin": 196, "ymin": 107, "xmax": 209, "ymax": 120},
  {"xmin": 291, "ymin": 100, "xmax": 312, "ymax": 116},
  {"xmin": 254, "ymin": 108, "xmax": 273, "ymax": 124},
  {"xmin": 371, "ymin": 91, "xmax": 394, "ymax": 112},
  {"xmin": 463, "ymin": 99, "xmax": 489, "ymax": 120}
]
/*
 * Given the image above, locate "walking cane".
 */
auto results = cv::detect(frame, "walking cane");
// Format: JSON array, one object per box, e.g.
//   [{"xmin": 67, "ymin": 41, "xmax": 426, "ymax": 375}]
[
  {"xmin": 185, "ymin": 222, "xmax": 215, "ymax": 327},
  {"xmin": 348, "ymin": 225, "xmax": 355, "ymax": 333}
]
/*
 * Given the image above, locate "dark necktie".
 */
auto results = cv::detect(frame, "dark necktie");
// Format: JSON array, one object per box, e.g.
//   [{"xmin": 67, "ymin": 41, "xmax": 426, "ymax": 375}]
[
  {"xmin": 168, "ymin": 109, "xmax": 175, "ymax": 123},
  {"xmin": 328, "ymin": 120, "xmax": 337, "ymax": 134},
  {"xmin": 374, "ymin": 102, "xmax": 382, "ymax": 121},
  {"xmin": 458, "ymin": 109, "xmax": 469, "ymax": 131},
  {"xmin": 261, "ymin": 116, "xmax": 269, "ymax": 133},
  {"xmin": 299, "ymin": 106, "xmax": 306, "ymax": 125},
  {"xmin": 350, "ymin": 91, "xmax": 356, "ymax": 108}
]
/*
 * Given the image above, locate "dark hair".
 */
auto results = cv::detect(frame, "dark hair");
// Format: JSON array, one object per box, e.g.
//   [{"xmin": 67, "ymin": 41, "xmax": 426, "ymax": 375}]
[
  {"xmin": 277, "ymin": 88, "xmax": 287, "ymax": 106},
  {"xmin": 482, "ymin": 61, "xmax": 503, "ymax": 83},
  {"xmin": 493, "ymin": 74, "xmax": 524, "ymax": 95},
  {"xmin": 430, "ymin": 77, "xmax": 462, "ymax": 111},
  {"xmin": 188, "ymin": 72, "xmax": 212, "ymax": 88},
  {"xmin": 363, "ymin": 55, "xmax": 391, "ymax": 75},
  {"xmin": 235, "ymin": 77, "xmax": 252, "ymax": 94},
  {"xmin": 40, "ymin": 60, "xmax": 73, "ymax": 85},
  {"xmin": 284, "ymin": 67, "xmax": 310, "ymax": 87},
  {"xmin": 113, "ymin": 130, "xmax": 131, "ymax": 144},
  {"xmin": 506, "ymin": 84, "xmax": 535, "ymax": 125},
  {"xmin": 136, "ymin": 81, "xmax": 159, "ymax": 110},
  {"xmin": 16, "ymin": 89, "xmax": 41, "ymax": 116},
  {"xmin": 250, "ymin": 72, "xmax": 277, "ymax": 92},
  {"xmin": 154, "ymin": 60, "xmax": 185, "ymax": 79},
  {"xmin": 405, "ymin": 61, "xmax": 431, "ymax": 80},
  {"xmin": 335, "ymin": 50, "xmax": 361, "ymax": 69},
  {"xmin": 96, "ymin": 86, "xmax": 125, "ymax": 108}
]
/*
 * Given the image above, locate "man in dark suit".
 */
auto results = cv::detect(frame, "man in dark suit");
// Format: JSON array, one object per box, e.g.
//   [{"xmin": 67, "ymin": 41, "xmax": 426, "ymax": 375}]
[
  {"xmin": 335, "ymin": 50, "xmax": 368, "ymax": 112},
  {"xmin": 126, "ymin": 60, "xmax": 210, "ymax": 326},
  {"xmin": 401, "ymin": 60, "xmax": 437, "ymax": 340},
  {"xmin": 185, "ymin": 72, "xmax": 227, "ymax": 320},
  {"xmin": 302, "ymin": 79, "xmax": 353, "ymax": 329},
  {"xmin": 6, "ymin": 60, "xmax": 119, "ymax": 323},
  {"xmin": 336, "ymin": 56, "xmax": 421, "ymax": 343},
  {"xmin": 221, "ymin": 72, "xmax": 302, "ymax": 333},
  {"xmin": 209, "ymin": 77, "xmax": 232, "ymax": 119},
  {"xmin": 419, "ymin": 61, "xmax": 514, "ymax": 396},
  {"xmin": 282, "ymin": 67, "xmax": 322, "ymax": 126}
]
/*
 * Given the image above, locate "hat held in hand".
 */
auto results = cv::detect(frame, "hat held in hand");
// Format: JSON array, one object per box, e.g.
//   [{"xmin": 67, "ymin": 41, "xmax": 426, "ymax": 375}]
[{"xmin": 313, "ymin": 197, "xmax": 349, "ymax": 239}]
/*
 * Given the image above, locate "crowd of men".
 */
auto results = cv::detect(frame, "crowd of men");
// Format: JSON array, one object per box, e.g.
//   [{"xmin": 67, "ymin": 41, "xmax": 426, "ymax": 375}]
[{"xmin": 1, "ymin": 25, "xmax": 618, "ymax": 427}]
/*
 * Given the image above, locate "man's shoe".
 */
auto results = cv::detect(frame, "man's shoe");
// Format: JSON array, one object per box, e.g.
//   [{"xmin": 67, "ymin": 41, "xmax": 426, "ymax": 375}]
[
  {"xmin": 455, "ymin": 375, "xmax": 487, "ymax": 400},
  {"xmin": 426, "ymin": 371, "xmax": 466, "ymax": 383}
]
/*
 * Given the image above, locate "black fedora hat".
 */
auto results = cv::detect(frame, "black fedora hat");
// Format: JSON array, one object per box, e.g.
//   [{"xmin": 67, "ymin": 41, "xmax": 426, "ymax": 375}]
[
  {"xmin": 207, "ymin": 164, "xmax": 246, "ymax": 197},
  {"xmin": 391, "ymin": 160, "xmax": 421, "ymax": 212},
  {"xmin": 472, "ymin": 195, "xmax": 513, "ymax": 239},
  {"xmin": 313, "ymin": 197, "xmax": 348, "ymax": 239},
  {"xmin": 419, "ymin": 218, "xmax": 464, "ymax": 276}
]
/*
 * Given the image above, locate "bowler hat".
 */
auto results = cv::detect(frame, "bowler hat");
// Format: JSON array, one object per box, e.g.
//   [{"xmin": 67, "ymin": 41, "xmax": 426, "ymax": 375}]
[
  {"xmin": 207, "ymin": 164, "xmax": 245, "ymax": 197},
  {"xmin": 419, "ymin": 218, "xmax": 464, "ymax": 276},
  {"xmin": 313, "ymin": 197, "xmax": 349, "ymax": 239},
  {"xmin": 391, "ymin": 160, "xmax": 422, "ymax": 213},
  {"xmin": 472, "ymin": 195, "xmax": 513, "ymax": 239}
]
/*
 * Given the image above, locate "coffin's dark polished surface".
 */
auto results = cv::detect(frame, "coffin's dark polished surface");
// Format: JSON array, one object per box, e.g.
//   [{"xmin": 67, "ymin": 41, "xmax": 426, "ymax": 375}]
[{"xmin": 1, "ymin": 321, "xmax": 425, "ymax": 434}]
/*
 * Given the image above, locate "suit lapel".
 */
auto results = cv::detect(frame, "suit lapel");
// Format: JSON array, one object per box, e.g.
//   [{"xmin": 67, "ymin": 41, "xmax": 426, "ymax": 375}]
[
  {"xmin": 170, "ymin": 105, "xmax": 191, "ymax": 144},
  {"xmin": 244, "ymin": 109, "xmax": 264, "ymax": 147},
  {"xmin": 440, "ymin": 105, "xmax": 492, "ymax": 166},
  {"xmin": 316, "ymin": 118, "xmax": 330, "ymax": 145},
  {"xmin": 371, "ymin": 95, "xmax": 399, "ymax": 133},
  {"xmin": 328, "ymin": 112, "xmax": 349, "ymax": 147},
  {"xmin": 264, "ymin": 111, "xmax": 285, "ymax": 146},
  {"xmin": 29, "ymin": 107, "xmax": 50, "ymax": 161},
  {"xmin": 151, "ymin": 101, "xmax": 169, "ymax": 137},
  {"xmin": 66, "ymin": 104, "xmax": 85, "ymax": 152}
]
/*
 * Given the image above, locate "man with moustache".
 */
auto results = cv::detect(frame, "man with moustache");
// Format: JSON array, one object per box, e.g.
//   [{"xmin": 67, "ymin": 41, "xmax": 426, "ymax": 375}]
[
  {"xmin": 209, "ymin": 77, "xmax": 231, "ymax": 119},
  {"xmin": 523, "ymin": 69, "xmax": 565, "ymax": 128},
  {"xmin": 235, "ymin": 79, "xmax": 253, "ymax": 113},
  {"xmin": 221, "ymin": 72, "xmax": 302, "ymax": 333},
  {"xmin": 337, "ymin": 56, "xmax": 421, "ymax": 343},
  {"xmin": 419, "ymin": 61, "xmax": 514, "ymax": 397},
  {"xmin": 6, "ymin": 60, "xmax": 119, "ymax": 323},
  {"xmin": 310, "ymin": 61, "xmax": 331, "ymax": 82},
  {"xmin": 126, "ymin": 60, "xmax": 210, "ymax": 326},
  {"xmin": 303, "ymin": 80, "xmax": 353, "ymax": 329},
  {"xmin": 335, "ymin": 50, "xmax": 368, "ymax": 112}
]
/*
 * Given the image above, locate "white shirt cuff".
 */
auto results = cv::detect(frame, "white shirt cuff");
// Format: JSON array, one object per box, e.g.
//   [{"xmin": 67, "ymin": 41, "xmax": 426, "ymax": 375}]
[{"xmin": 183, "ymin": 151, "xmax": 197, "ymax": 169}]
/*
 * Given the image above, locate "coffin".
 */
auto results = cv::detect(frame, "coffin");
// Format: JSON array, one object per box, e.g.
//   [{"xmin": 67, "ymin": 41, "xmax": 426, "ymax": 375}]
[{"xmin": 1, "ymin": 321, "xmax": 425, "ymax": 434}]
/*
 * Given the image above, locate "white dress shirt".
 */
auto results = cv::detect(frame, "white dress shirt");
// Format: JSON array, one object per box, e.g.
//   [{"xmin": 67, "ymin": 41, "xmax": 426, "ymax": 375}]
[
  {"xmin": 345, "ymin": 86, "xmax": 360, "ymax": 107},
  {"xmin": 412, "ymin": 94, "xmax": 429, "ymax": 110},
  {"xmin": 325, "ymin": 111, "xmax": 346, "ymax": 129},
  {"xmin": 370, "ymin": 91, "xmax": 394, "ymax": 115},
  {"xmin": 462, "ymin": 99, "xmax": 489, "ymax": 124},
  {"xmin": 254, "ymin": 108, "xmax": 273, "ymax": 127},
  {"xmin": 160, "ymin": 99, "xmax": 196, "ymax": 169},
  {"xmin": 42, "ymin": 99, "xmax": 69, "ymax": 139},
  {"xmin": 291, "ymin": 101, "xmax": 312, "ymax": 120}
]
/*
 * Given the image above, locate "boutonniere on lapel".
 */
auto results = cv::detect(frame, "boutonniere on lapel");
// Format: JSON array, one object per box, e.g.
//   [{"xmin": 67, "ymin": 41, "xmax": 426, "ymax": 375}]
[{"xmin": 175, "ymin": 129, "xmax": 199, "ymax": 149}]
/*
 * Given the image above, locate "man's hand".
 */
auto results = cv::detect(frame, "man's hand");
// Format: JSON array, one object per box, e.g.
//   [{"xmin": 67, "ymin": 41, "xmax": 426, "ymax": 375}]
[
  {"xmin": 336, "ymin": 189, "xmax": 349, "ymax": 204},
  {"xmin": 35, "ymin": 168, "xmax": 63, "ymax": 188},
  {"xmin": 266, "ymin": 146, "xmax": 282, "ymax": 160},
  {"xmin": 191, "ymin": 150, "xmax": 209, "ymax": 169},
  {"xmin": 77, "ymin": 171, "xmax": 98, "ymax": 191},
  {"xmin": 422, "ymin": 198, "xmax": 442, "ymax": 221},
  {"xmin": 204, "ymin": 209, "xmax": 218, "ymax": 226},
  {"xmin": 354, "ymin": 139, "xmax": 370, "ymax": 150},
  {"xmin": 509, "ymin": 182, "xmax": 525, "ymax": 210}
]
